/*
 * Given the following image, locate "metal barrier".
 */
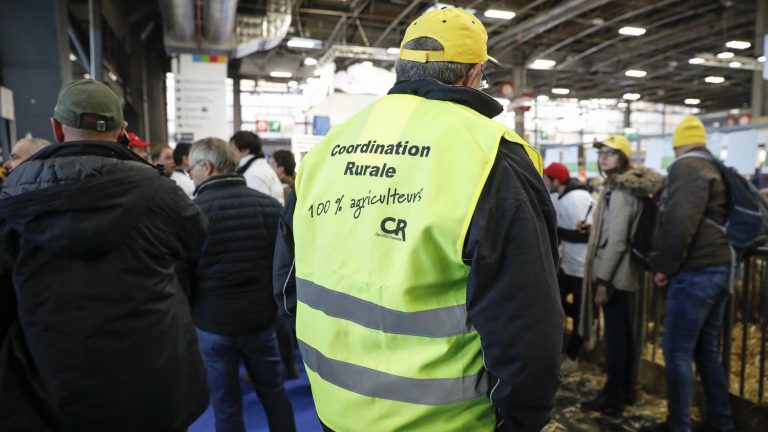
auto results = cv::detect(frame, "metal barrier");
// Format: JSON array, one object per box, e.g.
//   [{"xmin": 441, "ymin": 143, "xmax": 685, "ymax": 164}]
[{"xmin": 643, "ymin": 248, "xmax": 768, "ymax": 404}]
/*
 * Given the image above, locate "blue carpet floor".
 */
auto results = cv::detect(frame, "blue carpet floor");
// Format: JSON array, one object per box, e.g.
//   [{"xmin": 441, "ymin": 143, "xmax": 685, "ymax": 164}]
[{"xmin": 188, "ymin": 361, "xmax": 323, "ymax": 432}]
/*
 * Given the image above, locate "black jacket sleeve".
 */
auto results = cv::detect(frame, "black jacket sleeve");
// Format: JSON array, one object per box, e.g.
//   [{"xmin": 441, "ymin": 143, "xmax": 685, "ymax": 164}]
[
  {"xmin": 464, "ymin": 139, "xmax": 564, "ymax": 432},
  {"xmin": 273, "ymin": 191, "xmax": 297, "ymax": 317}
]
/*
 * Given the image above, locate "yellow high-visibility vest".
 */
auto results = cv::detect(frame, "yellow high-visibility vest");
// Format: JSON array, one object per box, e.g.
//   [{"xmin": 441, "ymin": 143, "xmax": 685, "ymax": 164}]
[{"xmin": 293, "ymin": 93, "xmax": 541, "ymax": 432}]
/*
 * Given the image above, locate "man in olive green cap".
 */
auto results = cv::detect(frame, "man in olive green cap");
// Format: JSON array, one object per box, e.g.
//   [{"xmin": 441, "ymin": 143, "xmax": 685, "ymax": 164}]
[{"xmin": 0, "ymin": 80, "xmax": 210, "ymax": 431}]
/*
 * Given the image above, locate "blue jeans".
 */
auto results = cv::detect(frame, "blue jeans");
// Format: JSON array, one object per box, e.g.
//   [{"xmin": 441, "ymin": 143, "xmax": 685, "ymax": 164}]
[
  {"xmin": 662, "ymin": 265, "xmax": 734, "ymax": 432},
  {"xmin": 196, "ymin": 327, "xmax": 296, "ymax": 432}
]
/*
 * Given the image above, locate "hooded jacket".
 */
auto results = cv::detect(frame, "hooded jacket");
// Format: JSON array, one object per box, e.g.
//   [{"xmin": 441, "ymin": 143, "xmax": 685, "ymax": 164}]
[
  {"xmin": 650, "ymin": 148, "xmax": 731, "ymax": 275},
  {"xmin": 0, "ymin": 141, "xmax": 209, "ymax": 432},
  {"xmin": 578, "ymin": 166, "xmax": 662, "ymax": 341}
]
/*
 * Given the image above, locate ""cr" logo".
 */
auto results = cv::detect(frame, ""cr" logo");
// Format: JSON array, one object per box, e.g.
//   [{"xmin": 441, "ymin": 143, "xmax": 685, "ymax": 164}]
[{"xmin": 380, "ymin": 217, "xmax": 407, "ymax": 241}]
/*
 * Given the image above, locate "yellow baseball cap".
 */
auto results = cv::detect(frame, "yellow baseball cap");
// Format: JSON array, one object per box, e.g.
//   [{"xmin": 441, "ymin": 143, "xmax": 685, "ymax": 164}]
[
  {"xmin": 673, "ymin": 115, "xmax": 706, "ymax": 148},
  {"xmin": 595, "ymin": 135, "xmax": 632, "ymax": 158},
  {"xmin": 399, "ymin": 8, "xmax": 496, "ymax": 64}
]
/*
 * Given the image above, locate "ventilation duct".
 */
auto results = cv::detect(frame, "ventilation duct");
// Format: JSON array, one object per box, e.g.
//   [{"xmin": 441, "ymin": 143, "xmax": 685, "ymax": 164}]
[{"xmin": 234, "ymin": 0, "xmax": 292, "ymax": 58}]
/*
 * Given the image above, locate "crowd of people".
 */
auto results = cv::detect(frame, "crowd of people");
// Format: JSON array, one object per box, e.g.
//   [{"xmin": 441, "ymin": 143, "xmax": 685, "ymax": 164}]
[{"xmin": 0, "ymin": 7, "xmax": 744, "ymax": 432}]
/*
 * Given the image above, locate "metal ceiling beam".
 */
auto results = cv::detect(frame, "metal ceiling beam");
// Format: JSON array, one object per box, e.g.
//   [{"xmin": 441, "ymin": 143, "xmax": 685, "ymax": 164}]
[
  {"xmin": 372, "ymin": 0, "xmax": 423, "ymax": 47},
  {"xmin": 322, "ymin": 0, "xmax": 373, "ymax": 49},
  {"xmin": 487, "ymin": 0, "xmax": 613, "ymax": 49},
  {"xmin": 529, "ymin": 0, "xmax": 678, "ymax": 61}
]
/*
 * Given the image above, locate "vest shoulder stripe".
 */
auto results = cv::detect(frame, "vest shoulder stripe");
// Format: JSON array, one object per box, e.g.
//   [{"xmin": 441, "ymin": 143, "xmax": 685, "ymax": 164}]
[
  {"xmin": 297, "ymin": 278, "xmax": 472, "ymax": 338},
  {"xmin": 299, "ymin": 340, "xmax": 489, "ymax": 406}
]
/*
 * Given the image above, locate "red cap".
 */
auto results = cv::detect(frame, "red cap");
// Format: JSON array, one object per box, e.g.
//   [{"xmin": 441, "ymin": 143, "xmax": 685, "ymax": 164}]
[
  {"xmin": 543, "ymin": 162, "xmax": 570, "ymax": 183},
  {"xmin": 127, "ymin": 132, "xmax": 150, "ymax": 147}
]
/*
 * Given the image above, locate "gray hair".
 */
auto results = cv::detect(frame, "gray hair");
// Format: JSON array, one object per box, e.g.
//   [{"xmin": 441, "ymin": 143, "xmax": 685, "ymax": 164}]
[
  {"xmin": 394, "ymin": 37, "xmax": 475, "ymax": 84},
  {"xmin": 190, "ymin": 137, "xmax": 238, "ymax": 174},
  {"xmin": 17, "ymin": 137, "xmax": 51, "ymax": 153}
]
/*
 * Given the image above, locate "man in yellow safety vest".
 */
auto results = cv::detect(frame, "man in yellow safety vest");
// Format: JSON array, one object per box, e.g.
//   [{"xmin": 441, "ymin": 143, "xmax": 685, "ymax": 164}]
[{"xmin": 274, "ymin": 7, "xmax": 563, "ymax": 432}]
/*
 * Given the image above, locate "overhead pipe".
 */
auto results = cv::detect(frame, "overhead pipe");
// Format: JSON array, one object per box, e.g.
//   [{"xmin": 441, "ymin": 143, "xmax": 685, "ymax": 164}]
[
  {"xmin": 158, "ymin": 0, "xmax": 196, "ymax": 42},
  {"xmin": 234, "ymin": 0, "xmax": 291, "ymax": 58},
  {"xmin": 204, "ymin": 0, "xmax": 239, "ymax": 45}
]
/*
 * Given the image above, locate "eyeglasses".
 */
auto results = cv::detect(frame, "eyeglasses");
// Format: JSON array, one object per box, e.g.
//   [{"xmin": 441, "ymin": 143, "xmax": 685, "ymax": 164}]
[
  {"xmin": 479, "ymin": 68, "xmax": 489, "ymax": 90},
  {"xmin": 186, "ymin": 160, "xmax": 205, "ymax": 174},
  {"xmin": 597, "ymin": 148, "xmax": 620, "ymax": 157}
]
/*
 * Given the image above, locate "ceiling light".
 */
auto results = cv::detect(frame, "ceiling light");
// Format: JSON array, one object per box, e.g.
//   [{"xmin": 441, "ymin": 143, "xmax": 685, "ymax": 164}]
[
  {"xmin": 108, "ymin": 71, "xmax": 117, "ymax": 81},
  {"xmin": 759, "ymin": 56, "xmax": 766, "ymax": 63},
  {"xmin": 729, "ymin": 61, "xmax": 742, "ymax": 68},
  {"xmin": 688, "ymin": 57, "xmax": 706, "ymax": 64},
  {"xmin": 304, "ymin": 57, "xmax": 318, "ymax": 66},
  {"xmin": 684, "ymin": 98, "xmax": 701, "ymax": 105},
  {"xmin": 529, "ymin": 59, "xmax": 557, "ymax": 69},
  {"xmin": 69, "ymin": 53, "xmax": 77, "ymax": 62},
  {"xmin": 288, "ymin": 80, "xmax": 298, "ymax": 88},
  {"xmin": 386, "ymin": 47, "xmax": 400, "ymax": 55},
  {"xmin": 166, "ymin": 72, "xmax": 174, "ymax": 79},
  {"xmin": 287, "ymin": 37, "xmax": 321, "ymax": 49},
  {"xmin": 83, "ymin": 73, "xmax": 91, "ymax": 79},
  {"xmin": 622, "ymin": 93, "xmax": 641, "ymax": 100},
  {"xmin": 729, "ymin": 109, "xmax": 740, "ymax": 114},
  {"xmin": 617, "ymin": 102, "xmax": 628, "ymax": 108},
  {"xmin": 361, "ymin": 61, "xmax": 373, "ymax": 67},
  {"xmin": 618, "ymin": 26, "xmax": 646, "ymax": 36},
  {"xmin": 552, "ymin": 88, "xmax": 570, "ymax": 95},
  {"xmin": 537, "ymin": 95, "xmax": 550, "ymax": 102},
  {"xmin": 484, "ymin": 9, "xmax": 516, "ymax": 20},
  {"xmin": 269, "ymin": 71, "xmax": 292, "ymax": 78},
  {"xmin": 716, "ymin": 51, "xmax": 735, "ymax": 59},
  {"xmin": 625, "ymin": 69, "xmax": 647, "ymax": 77},
  {"xmin": 705, "ymin": 76, "xmax": 725, "ymax": 84},
  {"xmin": 726, "ymin": 40, "xmax": 751, "ymax": 50},
  {"xmin": 313, "ymin": 68, "xmax": 322, "ymax": 76}
]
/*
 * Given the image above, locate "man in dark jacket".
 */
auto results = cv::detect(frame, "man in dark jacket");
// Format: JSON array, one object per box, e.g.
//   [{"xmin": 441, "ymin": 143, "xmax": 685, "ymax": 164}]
[
  {"xmin": 0, "ymin": 79, "xmax": 209, "ymax": 431},
  {"xmin": 188, "ymin": 137, "xmax": 295, "ymax": 432},
  {"xmin": 649, "ymin": 115, "xmax": 734, "ymax": 432},
  {"xmin": 273, "ymin": 8, "xmax": 562, "ymax": 431}
]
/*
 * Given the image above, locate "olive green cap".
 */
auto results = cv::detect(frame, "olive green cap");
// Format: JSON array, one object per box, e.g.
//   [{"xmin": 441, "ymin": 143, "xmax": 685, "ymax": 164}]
[{"xmin": 53, "ymin": 79, "xmax": 123, "ymax": 131}]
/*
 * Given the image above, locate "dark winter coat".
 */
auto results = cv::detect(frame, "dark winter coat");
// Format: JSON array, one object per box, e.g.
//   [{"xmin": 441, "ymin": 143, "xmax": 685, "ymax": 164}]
[
  {"xmin": 0, "ymin": 141, "xmax": 209, "ymax": 432},
  {"xmin": 191, "ymin": 174, "xmax": 282, "ymax": 336}
]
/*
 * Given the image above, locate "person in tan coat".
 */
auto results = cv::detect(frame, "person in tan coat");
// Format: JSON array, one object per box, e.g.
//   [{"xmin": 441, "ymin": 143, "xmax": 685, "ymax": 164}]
[{"xmin": 580, "ymin": 135, "xmax": 663, "ymax": 417}]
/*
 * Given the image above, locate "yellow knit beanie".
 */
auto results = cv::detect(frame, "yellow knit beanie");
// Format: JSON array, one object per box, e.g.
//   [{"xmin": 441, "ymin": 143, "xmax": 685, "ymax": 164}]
[{"xmin": 673, "ymin": 115, "xmax": 706, "ymax": 148}]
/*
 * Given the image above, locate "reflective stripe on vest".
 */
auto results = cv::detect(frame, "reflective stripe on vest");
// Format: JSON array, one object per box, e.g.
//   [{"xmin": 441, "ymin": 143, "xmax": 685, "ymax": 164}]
[
  {"xmin": 299, "ymin": 340, "xmax": 489, "ymax": 405},
  {"xmin": 293, "ymin": 93, "xmax": 541, "ymax": 432},
  {"xmin": 297, "ymin": 278, "xmax": 472, "ymax": 338}
]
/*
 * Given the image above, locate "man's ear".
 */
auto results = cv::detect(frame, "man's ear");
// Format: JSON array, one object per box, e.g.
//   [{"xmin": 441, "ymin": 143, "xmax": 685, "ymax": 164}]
[
  {"xmin": 459, "ymin": 63, "xmax": 484, "ymax": 88},
  {"xmin": 50, "ymin": 118, "xmax": 65, "ymax": 143},
  {"xmin": 116, "ymin": 121, "xmax": 128, "ymax": 142}
]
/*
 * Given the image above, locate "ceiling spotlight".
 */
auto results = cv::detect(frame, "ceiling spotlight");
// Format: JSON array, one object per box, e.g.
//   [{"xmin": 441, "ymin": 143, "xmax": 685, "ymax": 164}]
[
  {"xmin": 716, "ymin": 51, "xmax": 735, "ymax": 59},
  {"xmin": 617, "ymin": 102, "xmax": 628, "ymax": 108},
  {"xmin": 269, "ymin": 71, "xmax": 293, "ymax": 78},
  {"xmin": 313, "ymin": 68, "xmax": 322, "ymax": 76},
  {"xmin": 83, "ymin": 73, "xmax": 91, "ymax": 79},
  {"xmin": 529, "ymin": 59, "xmax": 557, "ymax": 69},
  {"xmin": 537, "ymin": 95, "xmax": 550, "ymax": 102},
  {"xmin": 304, "ymin": 57, "xmax": 318, "ymax": 66},
  {"xmin": 759, "ymin": 56, "xmax": 766, "ymax": 63},
  {"xmin": 729, "ymin": 61, "xmax": 742, "ymax": 68},
  {"xmin": 108, "ymin": 71, "xmax": 118, "ymax": 81},
  {"xmin": 386, "ymin": 47, "xmax": 400, "ymax": 55},
  {"xmin": 287, "ymin": 37, "xmax": 321, "ymax": 49},
  {"xmin": 625, "ymin": 69, "xmax": 647, "ymax": 77},
  {"xmin": 684, "ymin": 98, "xmax": 701, "ymax": 105},
  {"xmin": 618, "ymin": 26, "xmax": 646, "ymax": 36},
  {"xmin": 622, "ymin": 93, "xmax": 641, "ymax": 100},
  {"xmin": 704, "ymin": 76, "xmax": 725, "ymax": 84},
  {"xmin": 287, "ymin": 80, "xmax": 298, "ymax": 88},
  {"xmin": 484, "ymin": 9, "xmax": 516, "ymax": 20},
  {"xmin": 69, "ymin": 53, "xmax": 77, "ymax": 62},
  {"xmin": 688, "ymin": 57, "xmax": 706, "ymax": 64},
  {"xmin": 725, "ymin": 40, "xmax": 751, "ymax": 50},
  {"xmin": 552, "ymin": 88, "xmax": 570, "ymax": 95}
]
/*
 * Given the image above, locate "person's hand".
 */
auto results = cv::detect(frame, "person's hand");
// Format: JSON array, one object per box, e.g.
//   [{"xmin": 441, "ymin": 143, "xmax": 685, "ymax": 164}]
[
  {"xmin": 576, "ymin": 220, "xmax": 592, "ymax": 233},
  {"xmin": 653, "ymin": 272, "xmax": 668, "ymax": 287},
  {"xmin": 594, "ymin": 284, "xmax": 609, "ymax": 306}
]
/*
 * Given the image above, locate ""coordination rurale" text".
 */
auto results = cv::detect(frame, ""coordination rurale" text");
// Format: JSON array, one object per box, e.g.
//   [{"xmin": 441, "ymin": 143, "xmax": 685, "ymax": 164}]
[{"xmin": 330, "ymin": 140, "xmax": 431, "ymax": 178}]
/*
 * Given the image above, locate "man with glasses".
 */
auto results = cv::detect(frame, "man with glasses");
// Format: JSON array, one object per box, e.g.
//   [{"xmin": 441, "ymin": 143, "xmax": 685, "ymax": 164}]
[{"xmin": 273, "ymin": 7, "xmax": 562, "ymax": 431}]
